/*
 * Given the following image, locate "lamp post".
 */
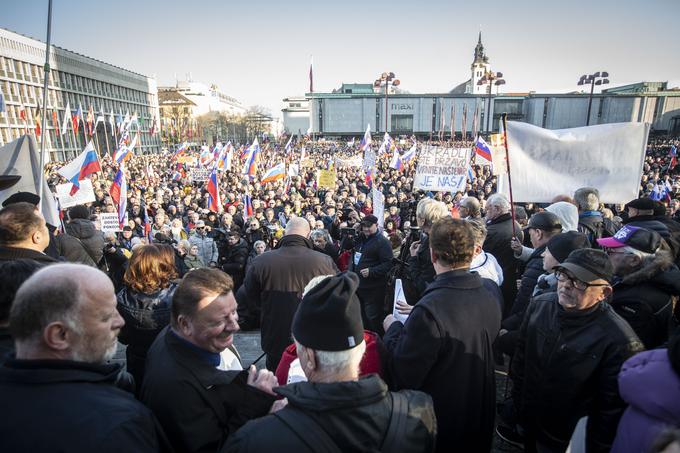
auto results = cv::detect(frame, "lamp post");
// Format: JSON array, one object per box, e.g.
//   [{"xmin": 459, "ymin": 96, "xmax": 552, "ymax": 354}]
[
  {"xmin": 477, "ymin": 70, "xmax": 505, "ymax": 133},
  {"xmin": 578, "ymin": 72, "xmax": 609, "ymax": 126},
  {"xmin": 374, "ymin": 72, "xmax": 400, "ymax": 133}
]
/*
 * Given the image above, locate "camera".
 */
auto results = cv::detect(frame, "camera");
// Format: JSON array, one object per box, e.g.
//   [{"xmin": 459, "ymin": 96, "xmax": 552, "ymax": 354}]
[
  {"xmin": 340, "ymin": 227, "xmax": 356, "ymax": 238},
  {"xmin": 409, "ymin": 226, "xmax": 421, "ymax": 242}
]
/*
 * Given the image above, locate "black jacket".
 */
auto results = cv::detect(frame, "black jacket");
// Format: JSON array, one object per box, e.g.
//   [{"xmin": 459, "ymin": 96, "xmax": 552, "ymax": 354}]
[
  {"xmin": 505, "ymin": 245, "xmax": 547, "ymax": 328},
  {"xmin": 141, "ymin": 327, "xmax": 276, "ymax": 453},
  {"xmin": 56, "ymin": 218, "xmax": 106, "ymax": 267},
  {"xmin": 0, "ymin": 358, "xmax": 167, "ymax": 452},
  {"xmin": 116, "ymin": 283, "xmax": 178, "ymax": 387},
  {"xmin": 236, "ymin": 234, "xmax": 337, "ymax": 370},
  {"xmin": 384, "ymin": 269, "xmax": 502, "ymax": 453},
  {"xmin": 483, "ymin": 213, "xmax": 523, "ymax": 314},
  {"xmin": 406, "ymin": 234, "xmax": 436, "ymax": 298},
  {"xmin": 0, "ymin": 245, "xmax": 58, "ymax": 263},
  {"xmin": 611, "ymin": 250, "xmax": 680, "ymax": 348},
  {"xmin": 511, "ymin": 293, "xmax": 644, "ymax": 452},
  {"xmin": 220, "ymin": 238, "xmax": 250, "ymax": 290},
  {"xmin": 349, "ymin": 232, "xmax": 394, "ymax": 291},
  {"xmin": 223, "ymin": 375, "xmax": 437, "ymax": 453}
]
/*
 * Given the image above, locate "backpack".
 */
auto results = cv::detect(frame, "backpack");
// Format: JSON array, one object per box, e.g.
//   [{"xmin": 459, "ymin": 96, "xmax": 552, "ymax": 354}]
[{"xmin": 578, "ymin": 217, "xmax": 620, "ymax": 248}]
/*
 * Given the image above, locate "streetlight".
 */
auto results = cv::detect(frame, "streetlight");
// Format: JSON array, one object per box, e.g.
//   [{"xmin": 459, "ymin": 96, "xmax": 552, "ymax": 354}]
[
  {"xmin": 374, "ymin": 72, "xmax": 400, "ymax": 133},
  {"xmin": 578, "ymin": 71, "xmax": 609, "ymax": 126},
  {"xmin": 477, "ymin": 70, "xmax": 505, "ymax": 132}
]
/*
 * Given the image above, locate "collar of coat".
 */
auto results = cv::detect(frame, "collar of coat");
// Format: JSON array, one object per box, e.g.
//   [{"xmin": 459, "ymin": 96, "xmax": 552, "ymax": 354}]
[
  {"xmin": 162, "ymin": 327, "xmax": 244, "ymax": 388},
  {"xmin": 422, "ymin": 268, "xmax": 482, "ymax": 296},
  {"xmin": 0, "ymin": 357, "xmax": 122, "ymax": 385},
  {"xmin": 617, "ymin": 249, "xmax": 678, "ymax": 287},
  {"xmin": 277, "ymin": 234, "xmax": 314, "ymax": 250},
  {"xmin": 487, "ymin": 212, "xmax": 513, "ymax": 225}
]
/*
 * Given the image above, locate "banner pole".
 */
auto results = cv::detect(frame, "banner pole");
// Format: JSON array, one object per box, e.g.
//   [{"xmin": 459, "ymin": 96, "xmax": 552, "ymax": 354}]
[
  {"xmin": 501, "ymin": 113, "xmax": 517, "ymax": 238},
  {"xmin": 37, "ymin": 0, "xmax": 53, "ymax": 209}
]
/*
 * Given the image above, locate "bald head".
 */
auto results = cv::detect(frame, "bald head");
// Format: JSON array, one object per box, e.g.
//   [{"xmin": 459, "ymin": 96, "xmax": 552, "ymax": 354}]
[
  {"xmin": 285, "ymin": 217, "xmax": 311, "ymax": 238},
  {"xmin": 10, "ymin": 264, "xmax": 121, "ymax": 362}
]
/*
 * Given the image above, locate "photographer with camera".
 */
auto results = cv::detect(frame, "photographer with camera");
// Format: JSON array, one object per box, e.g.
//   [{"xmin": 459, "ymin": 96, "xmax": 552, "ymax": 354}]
[
  {"xmin": 349, "ymin": 214, "xmax": 393, "ymax": 335},
  {"xmin": 406, "ymin": 198, "xmax": 452, "ymax": 299},
  {"xmin": 221, "ymin": 230, "xmax": 249, "ymax": 291}
]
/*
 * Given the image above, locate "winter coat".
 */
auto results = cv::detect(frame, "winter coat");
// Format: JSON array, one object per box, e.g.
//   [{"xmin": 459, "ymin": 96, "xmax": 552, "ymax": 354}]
[
  {"xmin": 184, "ymin": 254, "xmax": 205, "ymax": 270},
  {"xmin": 611, "ymin": 348, "xmax": 680, "ymax": 453},
  {"xmin": 236, "ymin": 234, "xmax": 337, "ymax": 370},
  {"xmin": 116, "ymin": 283, "xmax": 178, "ymax": 386},
  {"xmin": 383, "ymin": 269, "xmax": 502, "ymax": 453},
  {"xmin": 406, "ymin": 234, "xmax": 436, "ymax": 298},
  {"xmin": 56, "ymin": 219, "xmax": 106, "ymax": 267},
  {"xmin": 349, "ymin": 231, "xmax": 394, "ymax": 292},
  {"xmin": 505, "ymin": 245, "xmax": 547, "ymax": 328},
  {"xmin": 0, "ymin": 246, "xmax": 58, "ymax": 264},
  {"xmin": 623, "ymin": 215, "xmax": 671, "ymax": 241},
  {"xmin": 275, "ymin": 330, "xmax": 387, "ymax": 386},
  {"xmin": 141, "ymin": 327, "xmax": 276, "ymax": 453},
  {"xmin": 221, "ymin": 238, "xmax": 249, "ymax": 290},
  {"xmin": 611, "ymin": 249, "xmax": 680, "ymax": 349},
  {"xmin": 484, "ymin": 212, "xmax": 523, "ymax": 314},
  {"xmin": 511, "ymin": 292, "xmax": 644, "ymax": 452},
  {"xmin": 470, "ymin": 251, "xmax": 504, "ymax": 286},
  {"xmin": 189, "ymin": 232, "xmax": 218, "ymax": 266},
  {"xmin": 222, "ymin": 374, "xmax": 437, "ymax": 453},
  {"xmin": 0, "ymin": 358, "xmax": 167, "ymax": 452}
]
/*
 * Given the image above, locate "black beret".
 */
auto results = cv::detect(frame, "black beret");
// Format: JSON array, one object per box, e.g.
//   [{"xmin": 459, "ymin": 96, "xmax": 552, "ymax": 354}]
[{"xmin": 2, "ymin": 191, "xmax": 40, "ymax": 207}]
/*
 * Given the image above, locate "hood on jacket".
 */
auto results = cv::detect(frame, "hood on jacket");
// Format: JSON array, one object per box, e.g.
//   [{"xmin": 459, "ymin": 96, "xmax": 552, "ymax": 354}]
[
  {"xmin": 547, "ymin": 202, "xmax": 579, "ymax": 232},
  {"xmin": 619, "ymin": 250, "xmax": 680, "ymax": 295},
  {"xmin": 65, "ymin": 218, "xmax": 98, "ymax": 240},
  {"xmin": 618, "ymin": 348, "xmax": 680, "ymax": 424},
  {"xmin": 275, "ymin": 373, "xmax": 388, "ymax": 412}
]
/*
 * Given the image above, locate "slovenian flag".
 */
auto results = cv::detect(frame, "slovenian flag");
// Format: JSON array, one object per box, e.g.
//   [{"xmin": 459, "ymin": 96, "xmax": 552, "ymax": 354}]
[
  {"xmin": 57, "ymin": 141, "xmax": 101, "ymax": 195},
  {"xmin": 359, "ymin": 124, "xmax": 372, "ymax": 152},
  {"xmin": 242, "ymin": 192, "xmax": 253, "ymax": 221},
  {"xmin": 670, "ymin": 145, "xmax": 677, "ymax": 171},
  {"xmin": 284, "ymin": 136, "xmax": 293, "ymax": 156},
  {"xmin": 109, "ymin": 163, "xmax": 127, "ymax": 228},
  {"xmin": 206, "ymin": 167, "xmax": 220, "ymax": 212},
  {"xmin": 401, "ymin": 143, "xmax": 417, "ymax": 164},
  {"xmin": 474, "ymin": 136, "xmax": 492, "ymax": 161},
  {"xmin": 260, "ymin": 163, "xmax": 286, "ymax": 184},
  {"xmin": 389, "ymin": 150, "xmax": 403, "ymax": 170},
  {"xmin": 242, "ymin": 138, "xmax": 260, "ymax": 179},
  {"xmin": 172, "ymin": 142, "xmax": 188, "ymax": 160},
  {"xmin": 365, "ymin": 167, "xmax": 374, "ymax": 189}
]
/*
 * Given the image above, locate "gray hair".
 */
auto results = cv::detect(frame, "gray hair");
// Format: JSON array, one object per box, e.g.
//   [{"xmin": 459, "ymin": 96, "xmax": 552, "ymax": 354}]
[
  {"xmin": 295, "ymin": 339, "xmax": 366, "ymax": 377},
  {"xmin": 466, "ymin": 218, "xmax": 487, "ymax": 246},
  {"xmin": 253, "ymin": 240, "xmax": 266, "ymax": 249},
  {"xmin": 460, "ymin": 197, "xmax": 481, "ymax": 217},
  {"xmin": 178, "ymin": 239, "xmax": 192, "ymax": 253},
  {"xmin": 574, "ymin": 187, "xmax": 600, "ymax": 211},
  {"xmin": 486, "ymin": 193, "xmax": 510, "ymax": 213},
  {"xmin": 416, "ymin": 198, "xmax": 450, "ymax": 227},
  {"xmin": 309, "ymin": 229, "xmax": 331, "ymax": 244},
  {"xmin": 621, "ymin": 245, "xmax": 655, "ymax": 264}
]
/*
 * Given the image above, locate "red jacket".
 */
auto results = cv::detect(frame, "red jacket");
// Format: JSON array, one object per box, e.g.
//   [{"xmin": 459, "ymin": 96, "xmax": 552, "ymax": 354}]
[{"xmin": 275, "ymin": 330, "xmax": 386, "ymax": 385}]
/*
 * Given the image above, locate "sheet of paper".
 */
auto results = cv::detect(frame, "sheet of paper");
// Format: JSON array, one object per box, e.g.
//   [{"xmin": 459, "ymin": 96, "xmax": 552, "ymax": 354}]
[{"xmin": 392, "ymin": 279, "xmax": 410, "ymax": 324}]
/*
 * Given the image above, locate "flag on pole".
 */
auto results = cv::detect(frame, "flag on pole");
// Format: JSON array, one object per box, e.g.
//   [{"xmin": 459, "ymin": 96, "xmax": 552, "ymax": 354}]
[
  {"xmin": 389, "ymin": 152, "xmax": 403, "ymax": 170},
  {"xmin": 109, "ymin": 110, "xmax": 115, "ymax": 131},
  {"xmin": 206, "ymin": 167, "xmax": 220, "ymax": 212},
  {"xmin": 365, "ymin": 167, "xmax": 374, "ymax": 189},
  {"xmin": 670, "ymin": 145, "xmax": 678, "ymax": 171},
  {"xmin": 450, "ymin": 104, "xmax": 456, "ymax": 139},
  {"xmin": 471, "ymin": 103, "xmax": 479, "ymax": 139},
  {"xmin": 401, "ymin": 143, "xmax": 417, "ymax": 164},
  {"xmin": 242, "ymin": 192, "xmax": 253, "ymax": 221},
  {"xmin": 359, "ymin": 124, "xmax": 372, "ymax": 152},
  {"xmin": 61, "ymin": 101, "xmax": 70, "ymax": 136},
  {"xmin": 474, "ymin": 136, "xmax": 493, "ymax": 161},
  {"xmin": 142, "ymin": 203, "xmax": 153, "ymax": 243},
  {"xmin": 260, "ymin": 162, "xmax": 286, "ymax": 184},
  {"xmin": 34, "ymin": 105, "xmax": 42, "ymax": 138},
  {"xmin": 284, "ymin": 135, "xmax": 293, "ymax": 155},
  {"xmin": 57, "ymin": 141, "xmax": 101, "ymax": 195},
  {"xmin": 110, "ymin": 163, "xmax": 127, "ymax": 228},
  {"xmin": 309, "ymin": 56, "xmax": 314, "ymax": 93},
  {"xmin": 242, "ymin": 138, "xmax": 260, "ymax": 179},
  {"xmin": 462, "ymin": 103, "xmax": 468, "ymax": 140}
]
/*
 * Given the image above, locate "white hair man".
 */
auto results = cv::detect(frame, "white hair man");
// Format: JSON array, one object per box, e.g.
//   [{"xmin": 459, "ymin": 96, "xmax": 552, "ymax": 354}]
[
  {"xmin": 0, "ymin": 264, "xmax": 167, "ymax": 451},
  {"xmin": 225, "ymin": 272, "xmax": 437, "ymax": 452}
]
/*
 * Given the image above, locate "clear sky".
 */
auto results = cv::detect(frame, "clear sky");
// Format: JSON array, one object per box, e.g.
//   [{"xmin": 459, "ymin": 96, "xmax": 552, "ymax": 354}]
[{"xmin": 3, "ymin": 0, "xmax": 679, "ymax": 118}]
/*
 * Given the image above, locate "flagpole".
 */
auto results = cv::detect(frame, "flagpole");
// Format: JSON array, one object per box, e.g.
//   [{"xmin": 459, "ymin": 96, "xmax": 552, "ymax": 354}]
[
  {"xmin": 37, "ymin": 0, "xmax": 53, "ymax": 207},
  {"xmin": 103, "ymin": 121, "xmax": 111, "ymax": 156},
  {"xmin": 501, "ymin": 113, "xmax": 517, "ymax": 238}
]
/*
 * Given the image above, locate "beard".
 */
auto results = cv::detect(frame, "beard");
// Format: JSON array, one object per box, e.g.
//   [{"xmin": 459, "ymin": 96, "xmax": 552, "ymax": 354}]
[{"xmin": 71, "ymin": 335, "xmax": 120, "ymax": 364}]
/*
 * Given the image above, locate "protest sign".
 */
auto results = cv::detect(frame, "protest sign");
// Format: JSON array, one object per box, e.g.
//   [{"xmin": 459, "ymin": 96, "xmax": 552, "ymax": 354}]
[
  {"xmin": 363, "ymin": 149, "xmax": 376, "ymax": 171},
  {"xmin": 190, "ymin": 168, "xmax": 211, "ymax": 182},
  {"xmin": 335, "ymin": 156, "xmax": 363, "ymax": 168},
  {"xmin": 316, "ymin": 170, "xmax": 337, "ymax": 189},
  {"xmin": 372, "ymin": 187, "xmax": 385, "ymax": 229},
  {"xmin": 414, "ymin": 147, "xmax": 471, "ymax": 192},
  {"xmin": 177, "ymin": 155, "xmax": 197, "ymax": 165},
  {"xmin": 99, "ymin": 213, "xmax": 124, "ymax": 234},
  {"xmin": 497, "ymin": 121, "xmax": 649, "ymax": 204},
  {"xmin": 56, "ymin": 179, "xmax": 96, "ymax": 208}
]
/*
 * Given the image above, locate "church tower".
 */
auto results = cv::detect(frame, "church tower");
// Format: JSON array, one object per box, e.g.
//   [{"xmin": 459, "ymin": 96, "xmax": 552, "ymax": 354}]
[{"xmin": 469, "ymin": 32, "xmax": 491, "ymax": 94}]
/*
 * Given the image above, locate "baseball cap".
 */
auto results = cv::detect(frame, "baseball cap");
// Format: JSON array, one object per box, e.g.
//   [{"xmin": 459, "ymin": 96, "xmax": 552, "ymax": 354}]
[
  {"xmin": 554, "ymin": 248, "xmax": 613, "ymax": 283},
  {"xmin": 596, "ymin": 225, "xmax": 661, "ymax": 254},
  {"xmin": 527, "ymin": 211, "xmax": 562, "ymax": 232},
  {"xmin": 360, "ymin": 215, "xmax": 379, "ymax": 226}
]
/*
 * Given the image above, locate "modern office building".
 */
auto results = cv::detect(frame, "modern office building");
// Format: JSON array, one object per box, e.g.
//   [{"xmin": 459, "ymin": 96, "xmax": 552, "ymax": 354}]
[{"xmin": 0, "ymin": 27, "xmax": 161, "ymax": 161}]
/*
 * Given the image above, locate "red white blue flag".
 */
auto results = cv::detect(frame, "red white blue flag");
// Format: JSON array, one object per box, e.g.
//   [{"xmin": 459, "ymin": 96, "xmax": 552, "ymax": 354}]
[
  {"xmin": 206, "ymin": 167, "xmax": 220, "ymax": 212},
  {"xmin": 57, "ymin": 141, "xmax": 101, "ymax": 195},
  {"xmin": 474, "ymin": 136, "xmax": 492, "ymax": 161}
]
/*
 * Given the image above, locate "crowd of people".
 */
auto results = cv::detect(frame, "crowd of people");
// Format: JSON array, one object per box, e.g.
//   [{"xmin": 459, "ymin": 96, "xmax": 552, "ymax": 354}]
[{"xmin": 0, "ymin": 133, "xmax": 679, "ymax": 453}]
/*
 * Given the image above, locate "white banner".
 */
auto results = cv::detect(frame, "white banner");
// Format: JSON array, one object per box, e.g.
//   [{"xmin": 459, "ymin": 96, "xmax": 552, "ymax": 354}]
[
  {"xmin": 99, "ymin": 212, "xmax": 124, "ymax": 234},
  {"xmin": 497, "ymin": 122, "xmax": 649, "ymax": 204},
  {"xmin": 372, "ymin": 187, "xmax": 385, "ymax": 229},
  {"xmin": 190, "ymin": 168, "xmax": 211, "ymax": 182},
  {"xmin": 55, "ymin": 179, "xmax": 96, "ymax": 208},
  {"xmin": 414, "ymin": 147, "xmax": 471, "ymax": 193},
  {"xmin": 335, "ymin": 156, "xmax": 363, "ymax": 168}
]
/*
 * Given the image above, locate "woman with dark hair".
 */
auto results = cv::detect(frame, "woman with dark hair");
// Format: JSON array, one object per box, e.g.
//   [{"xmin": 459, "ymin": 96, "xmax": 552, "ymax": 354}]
[{"xmin": 116, "ymin": 244, "xmax": 179, "ymax": 388}]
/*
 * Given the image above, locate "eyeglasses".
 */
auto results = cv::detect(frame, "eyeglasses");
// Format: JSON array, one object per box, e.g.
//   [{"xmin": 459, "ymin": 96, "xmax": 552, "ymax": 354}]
[
  {"xmin": 196, "ymin": 227, "xmax": 204, "ymax": 230},
  {"xmin": 555, "ymin": 271, "xmax": 609, "ymax": 291}
]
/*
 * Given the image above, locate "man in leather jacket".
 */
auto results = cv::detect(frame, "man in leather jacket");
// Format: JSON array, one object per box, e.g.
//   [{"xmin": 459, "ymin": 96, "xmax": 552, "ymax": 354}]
[{"xmin": 501, "ymin": 249, "xmax": 644, "ymax": 452}]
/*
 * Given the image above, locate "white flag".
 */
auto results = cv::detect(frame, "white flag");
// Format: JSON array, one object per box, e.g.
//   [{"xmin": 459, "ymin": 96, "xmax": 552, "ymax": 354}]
[{"xmin": 61, "ymin": 101, "xmax": 70, "ymax": 136}]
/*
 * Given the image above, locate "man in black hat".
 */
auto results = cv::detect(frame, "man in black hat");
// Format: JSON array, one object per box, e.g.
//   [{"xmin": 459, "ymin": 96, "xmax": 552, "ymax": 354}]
[
  {"xmin": 349, "ymin": 214, "xmax": 393, "ymax": 335},
  {"xmin": 224, "ymin": 272, "xmax": 437, "ymax": 453},
  {"xmin": 622, "ymin": 197, "xmax": 671, "ymax": 243},
  {"xmin": 599, "ymin": 226, "xmax": 679, "ymax": 348},
  {"xmin": 508, "ymin": 211, "xmax": 563, "ymax": 321},
  {"xmin": 498, "ymin": 249, "xmax": 644, "ymax": 452}
]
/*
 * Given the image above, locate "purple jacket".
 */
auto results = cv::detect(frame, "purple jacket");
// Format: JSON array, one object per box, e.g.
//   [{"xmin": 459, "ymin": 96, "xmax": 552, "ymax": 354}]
[{"xmin": 611, "ymin": 348, "xmax": 680, "ymax": 453}]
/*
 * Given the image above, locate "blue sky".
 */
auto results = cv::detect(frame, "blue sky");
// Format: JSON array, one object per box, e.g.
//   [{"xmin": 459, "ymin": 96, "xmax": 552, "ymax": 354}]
[{"xmin": 3, "ymin": 0, "xmax": 679, "ymax": 118}]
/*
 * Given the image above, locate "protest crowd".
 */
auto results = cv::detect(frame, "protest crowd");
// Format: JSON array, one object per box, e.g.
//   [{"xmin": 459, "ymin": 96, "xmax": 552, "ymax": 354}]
[{"xmin": 1, "ymin": 128, "xmax": 680, "ymax": 453}]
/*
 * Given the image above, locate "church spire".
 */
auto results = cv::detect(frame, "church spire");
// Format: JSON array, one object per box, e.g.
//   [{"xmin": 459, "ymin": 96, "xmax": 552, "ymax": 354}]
[{"xmin": 474, "ymin": 32, "xmax": 488, "ymax": 64}]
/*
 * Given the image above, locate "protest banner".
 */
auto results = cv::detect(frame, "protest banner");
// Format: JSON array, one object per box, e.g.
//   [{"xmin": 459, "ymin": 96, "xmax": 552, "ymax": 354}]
[
  {"xmin": 177, "ymin": 155, "xmax": 197, "ymax": 166},
  {"xmin": 189, "ymin": 168, "xmax": 211, "ymax": 182},
  {"xmin": 414, "ymin": 147, "xmax": 471, "ymax": 192},
  {"xmin": 497, "ymin": 122, "xmax": 649, "ymax": 204},
  {"xmin": 335, "ymin": 156, "xmax": 363, "ymax": 168},
  {"xmin": 363, "ymin": 149, "xmax": 376, "ymax": 171},
  {"xmin": 372, "ymin": 187, "xmax": 385, "ymax": 228},
  {"xmin": 99, "ymin": 212, "xmax": 124, "ymax": 234},
  {"xmin": 316, "ymin": 170, "xmax": 337, "ymax": 189},
  {"xmin": 56, "ymin": 179, "xmax": 96, "ymax": 208}
]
